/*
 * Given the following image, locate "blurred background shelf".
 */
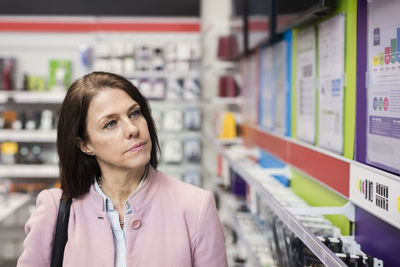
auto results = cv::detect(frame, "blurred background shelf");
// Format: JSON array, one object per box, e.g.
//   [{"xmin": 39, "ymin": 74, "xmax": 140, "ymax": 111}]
[
  {"xmin": 0, "ymin": 91, "xmax": 66, "ymax": 104},
  {"xmin": 0, "ymin": 164, "xmax": 59, "ymax": 178},
  {"xmin": 0, "ymin": 130, "xmax": 57, "ymax": 142}
]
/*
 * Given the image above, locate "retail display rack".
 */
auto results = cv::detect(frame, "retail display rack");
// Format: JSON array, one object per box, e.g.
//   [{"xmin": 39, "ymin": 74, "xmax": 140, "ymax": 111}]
[
  {"xmin": 211, "ymin": 139, "xmax": 386, "ymax": 267},
  {"xmin": 240, "ymin": 123, "xmax": 400, "ymax": 230}
]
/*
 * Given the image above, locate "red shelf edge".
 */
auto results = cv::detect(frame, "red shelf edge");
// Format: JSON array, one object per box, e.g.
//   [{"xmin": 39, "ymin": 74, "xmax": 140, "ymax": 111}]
[
  {"xmin": 240, "ymin": 123, "xmax": 350, "ymax": 197},
  {"xmin": 0, "ymin": 21, "xmax": 200, "ymax": 32}
]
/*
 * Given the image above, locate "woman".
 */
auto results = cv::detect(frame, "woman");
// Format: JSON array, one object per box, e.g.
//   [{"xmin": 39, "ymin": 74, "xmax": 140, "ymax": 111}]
[{"xmin": 17, "ymin": 72, "xmax": 228, "ymax": 267}]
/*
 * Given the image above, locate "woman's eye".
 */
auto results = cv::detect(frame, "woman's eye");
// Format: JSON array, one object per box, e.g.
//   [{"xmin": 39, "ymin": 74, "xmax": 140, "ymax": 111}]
[
  {"xmin": 104, "ymin": 120, "xmax": 117, "ymax": 129},
  {"xmin": 130, "ymin": 110, "xmax": 141, "ymax": 119}
]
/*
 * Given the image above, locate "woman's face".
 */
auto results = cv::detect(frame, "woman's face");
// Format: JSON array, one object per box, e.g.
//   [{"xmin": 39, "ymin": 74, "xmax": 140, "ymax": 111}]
[{"xmin": 80, "ymin": 88, "xmax": 152, "ymax": 172}]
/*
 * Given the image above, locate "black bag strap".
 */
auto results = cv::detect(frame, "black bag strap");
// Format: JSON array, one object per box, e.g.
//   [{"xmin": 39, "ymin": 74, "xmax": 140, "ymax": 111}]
[{"xmin": 50, "ymin": 196, "xmax": 72, "ymax": 267}]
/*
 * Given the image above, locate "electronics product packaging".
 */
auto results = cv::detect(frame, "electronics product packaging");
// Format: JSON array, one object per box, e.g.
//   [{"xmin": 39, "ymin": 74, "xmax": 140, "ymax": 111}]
[
  {"xmin": 183, "ymin": 78, "xmax": 201, "ymax": 99},
  {"xmin": 49, "ymin": 59, "xmax": 71, "ymax": 91},
  {"xmin": 183, "ymin": 109, "xmax": 202, "ymax": 131},
  {"xmin": 162, "ymin": 110, "xmax": 183, "ymax": 131},
  {"xmin": 162, "ymin": 140, "xmax": 183, "ymax": 163},
  {"xmin": 183, "ymin": 139, "xmax": 201, "ymax": 162},
  {"xmin": 166, "ymin": 78, "xmax": 183, "ymax": 100}
]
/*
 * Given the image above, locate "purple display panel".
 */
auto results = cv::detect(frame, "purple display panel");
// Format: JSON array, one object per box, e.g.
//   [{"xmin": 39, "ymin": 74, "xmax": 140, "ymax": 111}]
[
  {"xmin": 355, "ymin": 0, "xmax": 368, "ymax": 163},
  {"xmin": 355, "ymin": 206, "xmax": 400, "ymax": 266}
]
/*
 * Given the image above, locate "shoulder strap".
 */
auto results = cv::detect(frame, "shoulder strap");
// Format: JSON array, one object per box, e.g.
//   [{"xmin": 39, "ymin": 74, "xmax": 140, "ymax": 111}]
[{"xmin": 50, "ymin": 196, "xmax": 72, "ymax": 267}]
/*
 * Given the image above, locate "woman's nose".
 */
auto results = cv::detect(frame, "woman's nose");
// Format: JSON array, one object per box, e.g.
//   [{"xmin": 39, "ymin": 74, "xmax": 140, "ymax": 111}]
[{"xmin": 123, "ymin": 119, "xmax": 139, "ymax": 138}]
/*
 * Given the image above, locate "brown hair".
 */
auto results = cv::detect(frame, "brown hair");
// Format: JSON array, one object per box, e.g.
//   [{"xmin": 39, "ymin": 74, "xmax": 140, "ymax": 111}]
[{"xmin": 57, "ymin": 71, "xmax": 160, "ymax": 198}]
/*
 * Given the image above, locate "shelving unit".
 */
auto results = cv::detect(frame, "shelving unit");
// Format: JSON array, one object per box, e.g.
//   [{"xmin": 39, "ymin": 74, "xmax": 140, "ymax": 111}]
[
  {"xmin": 123, "ymin": 70, "xmax": 201, "ymax": 79},
  {"xmin": 0, "ymin": 91, "xmax": 66, "ymax": 104},
  {"xmin": 240, "ymin": 123, "xmax": 400, "ymax": 230},
  {"xmin": 216, "ymin": 142, "xmax": 348, "ymax": 267},
  {"xmin": 0, "ymin": 130, "xmax": 57, "ymax": 142},
  {"xmin": 0, "ymin": 193, "xmax": 32, "ymax": 224},
  {"xmin": 150, "ymin": 100, "xmax": 202, "ymax": 109},
  {"xmin": 232, "ymin": 213, "xmax": 264, "ymax": 267},
  {"xmin": 0, "ymin": 164, "xmax": 59, "ymax": 178}
]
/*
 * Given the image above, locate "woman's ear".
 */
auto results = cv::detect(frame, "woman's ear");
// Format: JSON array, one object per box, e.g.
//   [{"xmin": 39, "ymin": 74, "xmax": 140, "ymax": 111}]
[{"xmin": 77, "ymin": 137, "xmax": 95, "ymax": 155}]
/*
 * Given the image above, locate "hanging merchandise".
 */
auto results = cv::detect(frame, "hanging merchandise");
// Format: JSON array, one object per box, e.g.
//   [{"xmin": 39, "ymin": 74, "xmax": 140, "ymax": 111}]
[
  {"xmin": 183, "ymin": 139, "xmax": 201, "ymax": 162},
  {"xmin": 164, "ymin": 42, "xmax": 177, "ymax": 62},
  {"xmin": 176, "ymin": 43, "xmax": 191, "ymax": 61},
  {"xmin": 366, "ymin": 0, "xmax": 400, "ymax": 175},
  {"xmin": 318, "ymin": 14, "xmax": 346, "ymax": 154},
  {"xmin": 162, "ymin": 110, "xmax": 183, "ymax": 132},
  {"xmin": 166, "ymin": 78, "xmax": 183, "ymax": 99},
  {"xmin": 162, "ymin": 140, "xmax": 183, "ymax": 163},
  {"xmin": 183, "ymin": 109, "xmax": 202, "ymax": 131},
  {"xmin": 138, "ymin": 78, "xmax": 152, "ymax": 98},
  {"xmin": 183, "ymin": 78, "xmax": 201, "ymax": 100},
  {"xmin": 295, "ymin": 27, "xmax": 317, "ymax": 144},
  {"xmin": 151, "ymin": 46, "xmax": 165, "ymax": 71},
  {"xmin": 151, "ymin": 78, "xmax": 167, "ymax": 100}
]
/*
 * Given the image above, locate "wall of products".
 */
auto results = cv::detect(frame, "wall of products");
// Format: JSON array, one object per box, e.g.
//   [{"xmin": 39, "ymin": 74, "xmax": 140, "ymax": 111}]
[
  {"xmin": 203, "ymin": 0, "xmax": 400, "ymax": 266},
  {"xmin": 0, "ymin": 18, "xmax": 203, "ymax": 264}
]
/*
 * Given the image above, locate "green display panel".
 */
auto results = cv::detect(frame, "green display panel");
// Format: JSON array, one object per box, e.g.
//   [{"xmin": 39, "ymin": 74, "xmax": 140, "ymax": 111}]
[{"xmin": 290, "ymin": 168, "xmax": 351, "ymax": 235}]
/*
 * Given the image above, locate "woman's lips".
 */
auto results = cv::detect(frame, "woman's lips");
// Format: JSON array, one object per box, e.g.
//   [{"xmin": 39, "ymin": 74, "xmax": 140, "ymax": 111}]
[{"xmin": 128, "ymin": 142, "xmax": 145, "ymax": 152}]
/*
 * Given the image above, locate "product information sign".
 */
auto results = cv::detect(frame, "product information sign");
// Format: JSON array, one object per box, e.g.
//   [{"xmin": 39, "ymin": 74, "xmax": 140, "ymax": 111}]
[
  {"xmin": 318, "ymin": 14, "xmax": 346, "ymax": 154},
  {"xmin": 350, "ymin": 163, "xmax": 400, "ymax": 229},
  {"xmin": 366, "ymin": 0, "xmax": 400, "ymax": 174},
  {"xmin": 260, "ymin": 46, "xmax": 274, "ymax": 130},
  {"xmin": 296, "ymin": 27, "xmax": 317, "ymax": 143}
]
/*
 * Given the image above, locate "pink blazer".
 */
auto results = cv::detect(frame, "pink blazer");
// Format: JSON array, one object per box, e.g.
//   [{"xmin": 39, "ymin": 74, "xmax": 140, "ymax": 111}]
[{"xmin": 17, "ymin": 166, "xmax": 228, "ymax": 267}]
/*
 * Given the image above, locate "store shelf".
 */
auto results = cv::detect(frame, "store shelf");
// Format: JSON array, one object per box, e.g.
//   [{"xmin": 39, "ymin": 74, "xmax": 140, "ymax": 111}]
[
  {"xmin": 0, "ymin": 164, "xmax": 59, "ymax": 178},
  {"xmin": 0, "ymin": 129, "xmax": 57, "ymax": 142},
  {"xmin": 149, "ymin": 100, "xmax": 203, "ymax": 109},
  {"xmin": 213, "ymin": 179, "xmax": 272, "ymax": 267},
  {"xmin": 158, "ymin": 163, "xmax": 202, "ymax": 174},
  {"xmin": 233, "ymin": 213, "xmax": 264, "ymax": 267},
  {"xmin": 240, "ymin": 123, "xmax": 400, "ymax": 230},
  {"xmin": 0, "ymin": 91, "xmax": 66, "ymax": 104},
  {"xmin": 203, "ymin": 132, "xmax": 242, "ymax": 148},
  {"xmin": 202, "ymin": 61, "xmax": 237, "ymax": 72},
  {"xmin": 205, "ymin": 97, "xmax": 242, "ymax": 106},
  {"xmin": 0, "ymin": 193, "xmax": 32, "ymax": 223},
  {"xmin": 123, "ymin": 70, "xmax": 201, "ymax": 79},
  {"xmin": 219, "ymin": 145, "xmax": 347, "ymax": 267},
  {"xmin": 158, "ymin": 131, "xmax": 202, "ymax": 140},
  {"xmin": 241, "ymin": 123, "xmax": 352, "ymax": 197}
]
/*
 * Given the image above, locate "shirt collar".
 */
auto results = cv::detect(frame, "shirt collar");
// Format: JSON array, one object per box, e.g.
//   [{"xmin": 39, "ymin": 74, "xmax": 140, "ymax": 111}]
[{"xmin": 93, "ymin": 167, "xmax": 148, "ymax": 212}]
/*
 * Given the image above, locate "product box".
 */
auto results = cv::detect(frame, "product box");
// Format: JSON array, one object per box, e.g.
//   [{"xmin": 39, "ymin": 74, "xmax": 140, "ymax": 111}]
[{"xmin": 49, "ymin": 60, "xmax": 72, "ymax": 91}]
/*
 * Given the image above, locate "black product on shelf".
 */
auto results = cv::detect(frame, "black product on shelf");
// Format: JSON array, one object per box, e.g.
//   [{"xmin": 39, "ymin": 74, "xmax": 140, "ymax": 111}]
[{"xmin": 275, "ymin": 0, "xmax": 334, "ymax": 34}]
